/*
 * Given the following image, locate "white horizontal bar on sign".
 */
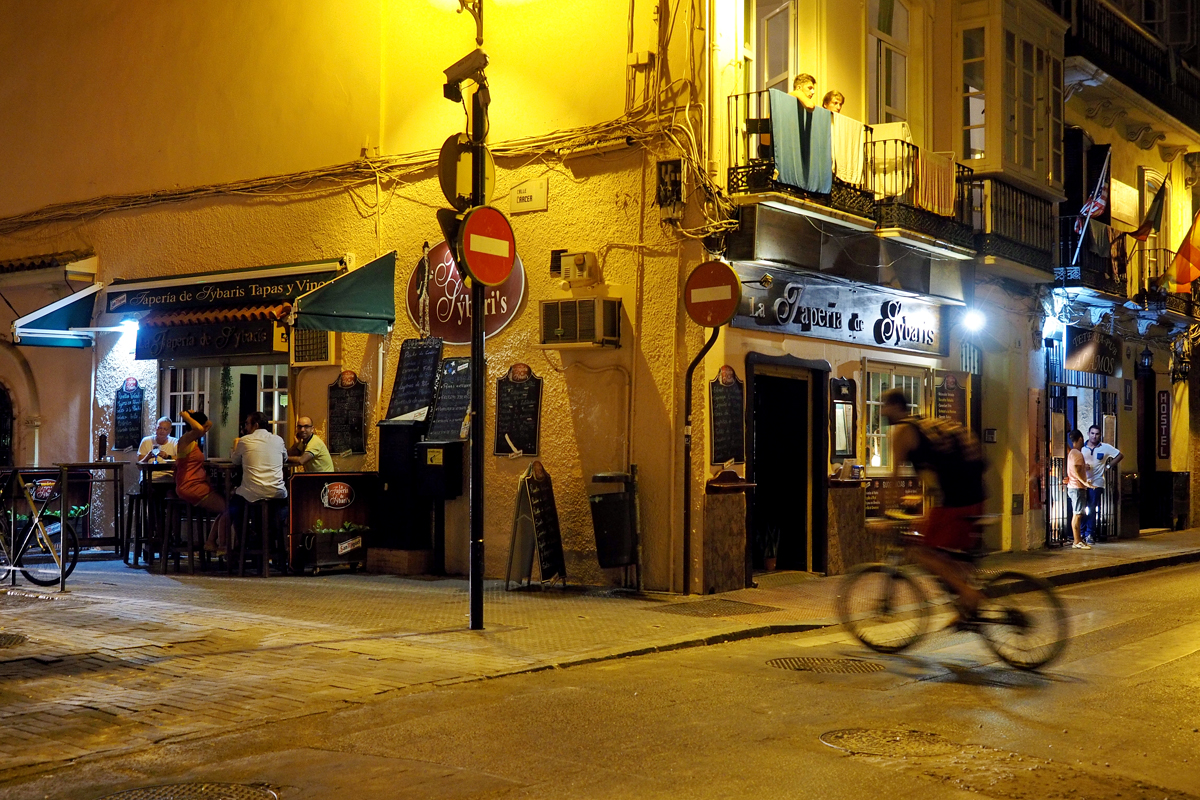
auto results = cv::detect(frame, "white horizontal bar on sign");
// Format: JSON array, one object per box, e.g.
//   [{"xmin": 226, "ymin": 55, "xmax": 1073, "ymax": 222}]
[
  {"xmin": 691, "ymin": 285, "xmax": 732, "ymax": 303},
  {"xmin": 469, "ymin": 234, "xmax": 510, "ymax": 258}
]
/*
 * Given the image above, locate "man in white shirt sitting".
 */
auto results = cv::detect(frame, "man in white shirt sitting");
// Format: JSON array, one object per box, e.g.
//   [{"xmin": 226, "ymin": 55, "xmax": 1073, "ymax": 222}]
[
  {"xmin": 137, "ymin": 416, "xmax": 177, "ymax": 481},
  {"xmin": 230, "ymin": 411, "xmax": 289, "ymax": 541},
  {"xmin": 1081, "ymin": 424, "xmax": 1123, "ymax": 545}
]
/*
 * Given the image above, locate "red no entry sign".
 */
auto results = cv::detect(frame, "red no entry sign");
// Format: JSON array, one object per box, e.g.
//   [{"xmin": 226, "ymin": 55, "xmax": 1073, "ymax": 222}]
[
  {"xmin": 684, "ymin": 261, "xmax": 741, "ymax": 327},
  {"xmin": 458, "ymin": 206, "xmax": 516, "ymax": 286}
]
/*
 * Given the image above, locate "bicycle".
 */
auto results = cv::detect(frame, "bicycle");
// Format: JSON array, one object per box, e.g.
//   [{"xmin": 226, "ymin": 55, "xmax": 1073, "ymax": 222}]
[
  {"xmin": 0, "ymin": 470, "xmax": 80, "ymax": 587},
  {"xmin": 836, "ymin": 513, "xmax": 1068, "ymax": 670}
]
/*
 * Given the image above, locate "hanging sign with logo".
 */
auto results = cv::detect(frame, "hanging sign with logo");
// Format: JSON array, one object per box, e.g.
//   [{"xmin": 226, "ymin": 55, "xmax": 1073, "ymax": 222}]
[
  {"xmin": 1065, "ymin": 325, "xmax": 1122, "ymax": 377},
  {"xmin": 405, "ymin": 241, "xmax": 525, "ymax": 345},
  {"xmin": 729, "ymin": 264, "xmax": 948, "ymax": 356},
  {"xmin": 136, "ymin": 320, "xmax": 287, "ymax": 361},
  {"xmin": 320, "ymin": 481, "xmax": 356, "ymax": 509},
  {"xmin": 107, "ymin": 268, "xmax": 340, "ymax": 314}
]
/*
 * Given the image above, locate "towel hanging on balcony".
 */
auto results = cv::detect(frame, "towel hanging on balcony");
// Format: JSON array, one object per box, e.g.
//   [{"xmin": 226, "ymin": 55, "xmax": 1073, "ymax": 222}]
[
  {"xmin": 768, "ymin": 89, "xmax": 833, "ymax": 194},
  {"xmin": 831, "ymin": 114, "xmax": 866, "ymax": 187},
  {"xmin": 916, "ymin": 150, "xmax": 955, "ymax": 217}
]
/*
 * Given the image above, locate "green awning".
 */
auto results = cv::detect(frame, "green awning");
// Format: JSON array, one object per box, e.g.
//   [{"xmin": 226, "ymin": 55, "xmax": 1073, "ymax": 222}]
[
  {"xmin": 11, "ymin": 283, "xmax": 103, "ymax": 348},
  {"xmin": 293, "ymin": 251, "xmax": 396, "ymax": 334}
]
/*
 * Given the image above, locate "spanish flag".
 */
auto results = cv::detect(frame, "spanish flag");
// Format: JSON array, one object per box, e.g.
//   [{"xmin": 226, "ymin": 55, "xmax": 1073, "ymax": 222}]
[{"xmin": 1160, "ymin": 210, "xmax": 1200, "ymax": 293}]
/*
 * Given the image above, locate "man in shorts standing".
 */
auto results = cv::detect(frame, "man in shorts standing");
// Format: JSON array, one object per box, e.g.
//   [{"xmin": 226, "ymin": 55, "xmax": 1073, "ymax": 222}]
[{"xmin": 1066, "ymin": 429, "xmax": 1097, "ymax": 549}]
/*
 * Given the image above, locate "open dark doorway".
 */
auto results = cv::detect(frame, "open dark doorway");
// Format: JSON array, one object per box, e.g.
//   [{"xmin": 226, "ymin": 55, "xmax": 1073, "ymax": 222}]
[
  {"xmin": 0, "ymin": 386, "xmax": 12, "ymax": 466},
  {"xmin": 751, "ymin": 372, "xmax": 810, "ymax": 571}
]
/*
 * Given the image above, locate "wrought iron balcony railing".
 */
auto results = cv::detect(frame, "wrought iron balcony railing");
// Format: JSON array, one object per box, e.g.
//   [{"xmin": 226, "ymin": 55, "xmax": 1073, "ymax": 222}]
[
  {"xmin": 1055, "ymin": 216, "xmax": 1125, "ymax": 297},
  {"xmin": 1134, "ymin": 246, "xmax": 1200, "ymax": 317},
  {"xmin": 869, "ymin": 137, "xmax": 975, "ymax": 250},
  {"xmin": 969, "ymin": 178, "xmax": 1056, "ymax": 271}
]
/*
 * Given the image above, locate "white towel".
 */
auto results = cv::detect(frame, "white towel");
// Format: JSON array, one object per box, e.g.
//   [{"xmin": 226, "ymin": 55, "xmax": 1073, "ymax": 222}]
[{"xmin": 831, "ymin": 114, "xmax": 866, "ymax": 186}]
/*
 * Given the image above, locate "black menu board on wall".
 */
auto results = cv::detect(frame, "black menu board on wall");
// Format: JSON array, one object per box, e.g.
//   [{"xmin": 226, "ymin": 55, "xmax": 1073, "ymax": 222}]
[
  {"xmin": 425, "ymin": 358, "xmax": 472, "ymax": 441},
  {"xmin": 494, "ymin": 364, "xmax": 542, "ymax": 456},
  {"xmin": 328, "ymin": 371, "xmax": 367, "ymax": 454},
  {"xmin": 709, "ymin": 367, "xmax": 744, "ymax": 465},
  {"xmin": 386, "ymin": 337, "xmax": 443, "ymax": 419},
  {"xmin": 113, "ymin": 379, "xmax": 144, "ymax": 451},
  {"xmin": 505, "ymin": 461, "xmax": 567, "ymax": 589},
  {"xmin": 864, "ymin": 477, "xmax": 924, "ymax": 518}
]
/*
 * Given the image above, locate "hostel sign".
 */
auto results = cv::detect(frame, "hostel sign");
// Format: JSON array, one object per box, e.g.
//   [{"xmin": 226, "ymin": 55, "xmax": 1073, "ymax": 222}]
[
  {"xmin": 107, "ymin": 269, "xmax": 340, "ymax": 314},
  {"xmin": 729, "ymin": 264, "xmax": 948, "ymax": 356},
  {"xmin": 1065, "ymin": 326, "xmax": 1122, "ymax": 377}
]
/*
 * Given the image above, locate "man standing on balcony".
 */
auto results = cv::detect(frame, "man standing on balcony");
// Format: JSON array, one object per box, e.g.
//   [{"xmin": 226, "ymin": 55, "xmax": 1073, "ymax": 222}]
[
  {"xmin": 789, "ymin": 74, "xmax": 817, "ymax": 110},
  {"xmin": 1082, "ymin": 424, "xmax": 1122, "ymax": 544}
]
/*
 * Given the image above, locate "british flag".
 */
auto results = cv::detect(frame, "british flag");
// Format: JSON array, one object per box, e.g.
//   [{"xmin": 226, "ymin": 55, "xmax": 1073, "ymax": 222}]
[{"xmin": 1074, "ymin": 151, "xmax": 1111, "ymax": 235}]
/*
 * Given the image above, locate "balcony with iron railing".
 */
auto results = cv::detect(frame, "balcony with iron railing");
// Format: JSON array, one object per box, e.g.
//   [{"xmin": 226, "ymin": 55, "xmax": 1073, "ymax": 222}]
[
  {"xmin": 727, "ymin": 90, "xmax": 877, "ymax": 220},
  {"xmin": 869, "ymin": 138, "xmax": 976, "ymax": 251},
  {"xmin": 969, "ymin": 177, "xmax": 1057, "ymax": 272},
  {"xmin": 1055, "ymin": 216, "xmax": 1125, "ymax": 298},
  {"xmin": 1060, "ymin": 0, "xmax": 1200, "ymax": 133},
  {"xmin": 1133, "ymin": 246, "xmax": 1200, "ymax": 318}
]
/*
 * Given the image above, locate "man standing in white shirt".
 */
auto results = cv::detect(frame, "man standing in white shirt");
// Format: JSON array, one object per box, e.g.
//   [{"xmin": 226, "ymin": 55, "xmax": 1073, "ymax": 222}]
[
  {"xmin": 230, "ymin": 411, "xmax": 289, "ymax": 537},
  {"xmin": 1082, "ymin": 424, "xmax": 1123, "ymax": 544}
]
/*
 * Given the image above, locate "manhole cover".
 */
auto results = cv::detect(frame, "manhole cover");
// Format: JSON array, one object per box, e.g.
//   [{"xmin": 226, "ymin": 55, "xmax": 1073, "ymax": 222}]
[
  {"xmin": 97, "ymin": 784, "xmax": 278, "ymax": 800},
  {"xmin": 650, "ymin": 599, "xmax": 782, "ymax": 617},
  {"xmin": 0, "ymin": 632, "xmax": 27, "ymax": 648},
  {"xmin": 820, "ymin": 728, "xmax": 961, "ymax": 757},
  {"xmin": 767, "ymin": 657, "xmax": 884, "ymax": 674}
]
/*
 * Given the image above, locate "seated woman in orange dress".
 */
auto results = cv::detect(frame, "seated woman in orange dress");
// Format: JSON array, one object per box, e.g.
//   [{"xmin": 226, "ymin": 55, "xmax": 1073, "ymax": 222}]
[{"xmin": 175, "ymin": 410, "xmax": 229, "ymax": 553}]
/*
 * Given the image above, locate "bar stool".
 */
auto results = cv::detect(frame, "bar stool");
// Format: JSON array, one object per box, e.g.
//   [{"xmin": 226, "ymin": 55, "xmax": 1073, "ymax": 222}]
[
  {"xmin": 238, "ymin": 500, "xmax": 274, "ymax": 578},
  {"xmin": 123, "ymin": 489, "xmax": 144, "ymax": 566},
  {"xmin": 160, "ymin": 499, "xmax": 210, "ymax": 574}
]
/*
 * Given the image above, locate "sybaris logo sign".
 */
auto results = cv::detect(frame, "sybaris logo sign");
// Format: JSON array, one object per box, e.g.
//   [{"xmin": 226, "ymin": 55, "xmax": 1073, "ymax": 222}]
[
  {"xmin": 873, "ymin": 301, "xmax": 937, "ymax": 348},
  {"xmin": 320, "ymin": 482, "xmax": 355, "ymax": 509}
]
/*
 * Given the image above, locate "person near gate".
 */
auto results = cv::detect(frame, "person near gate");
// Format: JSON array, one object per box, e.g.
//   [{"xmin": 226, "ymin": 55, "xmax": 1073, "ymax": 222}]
[
  {"xmin": 230, "ymin": 411, "xmax": 289, "ymax": 544},
  {"xmin": 287, "ymin": 416, "xmax": 334, "ymax": 473},
  {"xmin": 1082, "ymin": 424, "xmax": 1123, "ymax": 544},
  {"xmin": 1066, "ymin": 429, "xmax": 1098, "ymax": 550}
]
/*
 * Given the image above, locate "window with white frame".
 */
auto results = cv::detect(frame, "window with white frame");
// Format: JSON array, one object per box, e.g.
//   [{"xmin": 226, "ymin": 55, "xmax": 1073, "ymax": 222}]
[
  {"xmin": 1003, "ymin": 30, "xmax": 1062, "ymax": 185},
  {"xmin": 865, "ymin": 364, "xmax": 927, "ymax": 472},
  {"xmin": 868, "ymin": 0, "xmax": 909, "ymax": 124},
  {"xmin": 258, "ymin": 364, "xmax": 289, "ymax": 438},
  {"xmin": 161, "ymin": 367, "xmax": 208, "ymax": 443},
  {"xmin": 758, "ymin": 0, "xmax": 791, "ymax": 92},
  {"xmin": 961, "ymin": 27, "xmax": 986, "ymax": 159}
]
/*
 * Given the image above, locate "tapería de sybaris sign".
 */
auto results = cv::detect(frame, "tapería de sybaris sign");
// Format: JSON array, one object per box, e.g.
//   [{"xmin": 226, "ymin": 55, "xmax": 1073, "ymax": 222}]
[
  {"xmin": 729, "ymin": 264, "xmax": 949, "ymax": 355},
  {"xmin": 106, "ymin": 269, "xmax": 340, "ymax": 314}
]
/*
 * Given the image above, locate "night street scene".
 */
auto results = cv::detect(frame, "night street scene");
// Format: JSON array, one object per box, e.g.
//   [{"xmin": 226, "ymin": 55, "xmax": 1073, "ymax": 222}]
[{"xmin": 1, "ymin": 1, "xmax": 1200, "ymax": 798}]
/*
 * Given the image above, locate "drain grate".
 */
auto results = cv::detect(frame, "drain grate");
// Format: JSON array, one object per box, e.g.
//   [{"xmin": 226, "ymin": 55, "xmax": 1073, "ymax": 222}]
[
  {"xmin": 820, "ymin": 728, "xmax": 961, "ymax": 757},
  {"xmin": 768, "ymin": 656, "xmax": 884, "ymax": 674},
  {"xmin": 0, "ymin": 632, "xmax": 28, "ymax": 649},
  {"xmin": 650, "ymin": 599, "xmax": 783, "ymax": 617},
  {"xmin": 97, "ymin": 784, "xmax": 279, "ymax": 800}
]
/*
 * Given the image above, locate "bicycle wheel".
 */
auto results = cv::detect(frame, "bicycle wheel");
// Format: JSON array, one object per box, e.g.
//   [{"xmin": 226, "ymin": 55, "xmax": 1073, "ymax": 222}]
[
  {"xmin": 0, "ymin": 518, "xmax": 13, "ymax": 581},
  {"xmin": 17, "ymin": 520, "xmax": 79, "ymax": 586},
  {"xmin": 977, "ymin": 571, "xmax": 1068, "ymax": 671},
  {"xmin": 838, "ymin": 564, "xmax": 930, "ymax": 654}
]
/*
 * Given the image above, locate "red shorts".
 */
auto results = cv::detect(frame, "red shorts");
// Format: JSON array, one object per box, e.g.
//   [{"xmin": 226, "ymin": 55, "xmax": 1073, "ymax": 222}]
[{"xmin": 918, "ymin": 503, "xmax": 984, "ymax": 551}]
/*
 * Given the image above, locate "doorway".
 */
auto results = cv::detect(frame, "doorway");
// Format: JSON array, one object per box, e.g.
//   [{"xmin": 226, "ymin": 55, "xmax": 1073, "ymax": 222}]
[{"xmin": 0, "ymin": 386, "xmax": 12, "ymax": 466}]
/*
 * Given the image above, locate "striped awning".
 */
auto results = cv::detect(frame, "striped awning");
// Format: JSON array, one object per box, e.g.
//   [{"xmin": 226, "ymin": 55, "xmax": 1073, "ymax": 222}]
[{"xmin": 140, "ymin": 303, "xmax": 292, "ymax": 328}]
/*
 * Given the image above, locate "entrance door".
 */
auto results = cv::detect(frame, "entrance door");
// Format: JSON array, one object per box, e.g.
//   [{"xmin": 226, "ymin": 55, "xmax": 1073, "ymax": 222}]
[
  {"xmin": 750, "ymin": 369, "xmax": 812, "ymax": 571},
  {"xmin": 0, "ymin": 386, "xmax": 13, "ymax": 466}
]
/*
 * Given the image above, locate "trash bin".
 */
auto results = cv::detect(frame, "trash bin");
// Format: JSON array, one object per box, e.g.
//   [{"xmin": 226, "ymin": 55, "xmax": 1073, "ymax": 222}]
[{"xmin": 589, "ymin": 471, "xmax": 637, "ymax": 569}]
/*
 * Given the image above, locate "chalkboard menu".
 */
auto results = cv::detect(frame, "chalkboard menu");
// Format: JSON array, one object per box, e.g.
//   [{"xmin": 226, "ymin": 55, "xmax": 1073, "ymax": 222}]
[
  {"xmin": 386, "ymin": 337, "xmax": 443, "ymax": 419},
  {"xmin": 709, "ymin": 366, "xmax": 744, "ymax": 465},
  {"xmin": 494, "ymin": 364, "xmax": 542, "ymax": 456},
  {"xmin": 113, "ymin": 378, "xmax": 144, "ymax": 451},
  {"xmin": 864, "ymin": 477, "xmax": 924, "ymax": 518},
  {"xmin": 425, "ymin": 358, "xmax": 472, "ymax": 441},
  {"xmin": 505, "ymin": 461, "xmax": 567, "ymax": 589},
  {"xmin": 328, "ymin": 371, "xmax": 367, "ymax": 453}
]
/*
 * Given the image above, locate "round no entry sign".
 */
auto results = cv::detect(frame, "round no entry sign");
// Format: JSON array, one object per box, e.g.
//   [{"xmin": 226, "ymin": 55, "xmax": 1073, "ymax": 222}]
[
  {"xmin": 458, "ymin": 206, "xmax": 516, "ymax": 286},
  {"xmin": 684, "ymin": 261, "xmax": 741, "ymax": 327}
]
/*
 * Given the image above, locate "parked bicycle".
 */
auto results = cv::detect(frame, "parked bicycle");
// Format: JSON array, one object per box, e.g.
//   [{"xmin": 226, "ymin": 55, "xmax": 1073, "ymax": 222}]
[
  {"xmin": 837, "ymin": 513, "xmax": 1068, "ymax": 670},
  {"xmin": 0, "ymin": 469, "xmax": 80, "ymax": 587}
]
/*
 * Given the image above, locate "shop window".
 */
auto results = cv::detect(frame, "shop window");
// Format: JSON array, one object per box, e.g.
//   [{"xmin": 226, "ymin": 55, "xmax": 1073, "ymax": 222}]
[
  {"xmin": 864, "ymin": 364, "xmax": 927, "ymax": 473},
  {"xmin": 869, "ymin": 0, "xmax": 909, "ymax": 124},
  {"xmin": 961, "ymin": 27, "xmax": 986, "ymax": 159},
  {"xmin": 162, "ymin": 367, "xmax": 209, "ymax": 445}
]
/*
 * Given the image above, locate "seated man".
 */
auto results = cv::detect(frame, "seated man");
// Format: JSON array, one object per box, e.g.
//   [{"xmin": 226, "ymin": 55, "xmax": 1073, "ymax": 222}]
[
  {"xmin": 288, "ymin": 416, "xmax": 334, "ymax": 473},
  {"xmin": 230, "ymin": 411, "xmax": 289, "ymax": 540},
  {"xmin": 137, "ymin": 416, "xmax": 177, "ymax": 481}
]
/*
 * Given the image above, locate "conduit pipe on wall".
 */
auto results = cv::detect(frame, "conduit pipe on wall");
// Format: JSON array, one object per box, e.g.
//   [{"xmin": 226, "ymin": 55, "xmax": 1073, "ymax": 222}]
[{"xmin": 682, "ymin": 325, "xmax": 720, "ymax": 595}]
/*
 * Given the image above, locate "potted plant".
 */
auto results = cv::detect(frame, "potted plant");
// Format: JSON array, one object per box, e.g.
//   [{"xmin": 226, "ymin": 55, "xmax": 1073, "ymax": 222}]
[
  {"xmin": 296, "ymin": 518, "xmax": 370, "ymax": 574},
  {"xmin": 758, "ymin": 525, "xmax": 780, "ymax": 571}
]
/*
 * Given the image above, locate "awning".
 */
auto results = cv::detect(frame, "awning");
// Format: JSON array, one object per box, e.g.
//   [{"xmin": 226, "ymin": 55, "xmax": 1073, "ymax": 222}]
[
  {"xmin": 292, "ymin": 251, "xmax": 396, "ymax": 335},
  {"xmin": 11, "ymin": 283, "xmax": 104, "ymax": 348},
  {"xmin": 135, "ymin": 304, "xmax": 290, "ymax": 361},
  {"xmin": 140, "ymin": 303, "xmax": 292, "ymax": 327},
  {"xmin": 0, "ymin": 250, "xmax": 97, "ymax": 288}
]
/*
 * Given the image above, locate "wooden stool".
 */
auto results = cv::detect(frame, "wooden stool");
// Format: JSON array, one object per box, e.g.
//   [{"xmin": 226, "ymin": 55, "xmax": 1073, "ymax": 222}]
[
  {"xmin": 161, "ymin": 499, "xmax": 209, "ymax": 574},
  {"xmin": 123, "ymin": 490, "xmax": 144, "ymax": 566},
  {"xmin": 238, "ymin": 500, "xmax": 273, "ymax": 578}
]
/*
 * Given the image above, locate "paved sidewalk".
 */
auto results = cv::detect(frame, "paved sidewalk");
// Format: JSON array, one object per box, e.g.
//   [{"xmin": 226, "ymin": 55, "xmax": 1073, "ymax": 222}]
[{"xmin": 1, "ymin": 528, "xmax": 1199, "ymax": 780}]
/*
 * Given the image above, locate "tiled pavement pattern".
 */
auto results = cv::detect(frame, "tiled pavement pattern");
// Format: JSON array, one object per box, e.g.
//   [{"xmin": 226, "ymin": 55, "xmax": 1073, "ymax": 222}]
[{"xmin": 2, "ymin": 528, "xmax": 1200, "ymax": 777}]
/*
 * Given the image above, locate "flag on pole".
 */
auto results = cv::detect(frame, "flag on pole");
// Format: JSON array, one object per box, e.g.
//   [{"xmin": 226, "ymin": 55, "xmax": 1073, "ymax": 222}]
[
  {"xmin": 1159, "ymin": 210, "xmax": 1200, "ymax": 293},
  {"xmin": 1131, "ymin": 182, "xmax": 1167, "ymax": 241},
  {"xmin": 1074, "ymin": 154, "xmax": 1110, "ymax": 235}
]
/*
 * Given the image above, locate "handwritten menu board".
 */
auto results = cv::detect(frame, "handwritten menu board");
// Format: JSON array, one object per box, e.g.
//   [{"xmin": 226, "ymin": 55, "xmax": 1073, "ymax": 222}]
[
  {"xmin": 865, "ymin": 477, "xmax": 924, "ymax": 518},
  {"xmin": 709, "ymin": 366, "xmax": 745, "ymax": 465},
  {"xmin": 494, "ymin": 364, "xmax": 542, "ymax": 456},
  {"xmin": 425, "ymin": 358, "xmax": 472, "ymax": 441},
  {"xmin": 505, "ymin": 461, "xmax": 567, "ymax": 588},
  {"xmin": 328, "ymin": 371, "xmax": 367, "ymax": 453},
  {"xmin": 113, "ymin": 378, "xmax": 144, "ymax": 451},
  {"xmin": 935, "ymin": 371, "xmax": 968, "ymax": 426},
  {"xmin": 386, "ymin": 337, "xmax": 443, "ymax": 419}
]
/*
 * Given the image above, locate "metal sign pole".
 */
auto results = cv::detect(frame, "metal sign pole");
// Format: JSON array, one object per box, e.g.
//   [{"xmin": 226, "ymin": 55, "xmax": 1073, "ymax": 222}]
[{"xmin": 468, "ymin": 9, "xmax": 487, "ymax": 631}]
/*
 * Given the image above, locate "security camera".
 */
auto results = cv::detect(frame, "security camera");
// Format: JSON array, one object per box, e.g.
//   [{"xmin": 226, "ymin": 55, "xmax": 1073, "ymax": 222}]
[{"xmin": 443, "ymin": 48, "xmax": 489, "ymax": 102}]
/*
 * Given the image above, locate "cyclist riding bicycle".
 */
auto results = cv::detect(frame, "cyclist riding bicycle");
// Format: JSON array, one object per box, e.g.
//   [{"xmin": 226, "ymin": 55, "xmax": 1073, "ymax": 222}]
[{"xmin": 880, "ymin": 387, "xmax": 987, "ymax": 624}]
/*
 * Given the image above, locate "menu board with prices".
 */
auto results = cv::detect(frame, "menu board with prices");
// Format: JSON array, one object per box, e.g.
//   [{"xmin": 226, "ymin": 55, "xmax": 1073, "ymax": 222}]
[
  {"xmin": 327, "ymin": 371, "xmax": 367, "ymax": 454},
  {"xmin": 113, "ymin": 378, "xmax": 144, "ymax": 451},
  {"xmin": 935, "ymin": 371, "xmax": 968, "ymax": 426},
  {"xmin": 494, "ymin": 364, "xmax": 542, "ymax": 457},
  {"xmin": 387, "ymin": 337, "xmax": 443, "ymax": 420},
  {"xmin": 864, "ymin": 477, "xmax": 924, "ymax": 518},
  {"xmin": 425, "ymin": 358, "xmax": 472, "ymax": 441},
  {"xmin": 709, "ymin": 366, "xmax": 745, "ymax": 465},
  {"xmin": 505, "ymin": 461, "xmax": 567, "ymax": 589}
]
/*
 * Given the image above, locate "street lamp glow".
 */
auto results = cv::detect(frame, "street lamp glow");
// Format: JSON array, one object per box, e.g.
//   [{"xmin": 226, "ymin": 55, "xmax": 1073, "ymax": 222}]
[{"xmin": 963, "ymin": 309, "xmax": 985, "ymax": 332}]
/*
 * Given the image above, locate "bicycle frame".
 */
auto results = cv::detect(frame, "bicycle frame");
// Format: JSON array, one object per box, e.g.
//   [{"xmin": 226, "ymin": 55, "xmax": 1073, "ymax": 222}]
[{"xmin": 0, "ymin": 471, "xmax": 64, "ymax": 582}]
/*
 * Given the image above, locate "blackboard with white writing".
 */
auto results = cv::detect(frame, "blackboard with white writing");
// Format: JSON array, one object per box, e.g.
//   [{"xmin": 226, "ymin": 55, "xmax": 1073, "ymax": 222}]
[
  {"xmin": 328, "ymin": 372, "xmax": 367, "ymax": 453},
  {"xmin": 387, "ymin": 337, "xmax": 443, "ymax": 419},
  {"xmin": 426, "ymin": 358, "xmax": 472, "ymax": 441},
  {"xmin": 709, "ymin": 368, "xmax": 745, "ymax": 465},
  {"xmin": 113, "ymin": 381, "xmax": 144, "ymax": 451},
  {"xmin": 505, "ymin": 462, "xmax": 567, "ymax": 588},
  {"xmin": 494, "ymin": 364, "xmax": 542, "ymax": 456}
]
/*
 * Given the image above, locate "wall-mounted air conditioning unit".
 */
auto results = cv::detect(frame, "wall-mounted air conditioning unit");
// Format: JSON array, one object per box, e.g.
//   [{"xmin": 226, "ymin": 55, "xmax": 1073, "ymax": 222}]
[
  {"xmin": 290, "ymin": 328, "xmax": 341, "ymax": 367},
  {"xmin": 539, "ymin": 297, "xmax": 622, "ymax": 348}
]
